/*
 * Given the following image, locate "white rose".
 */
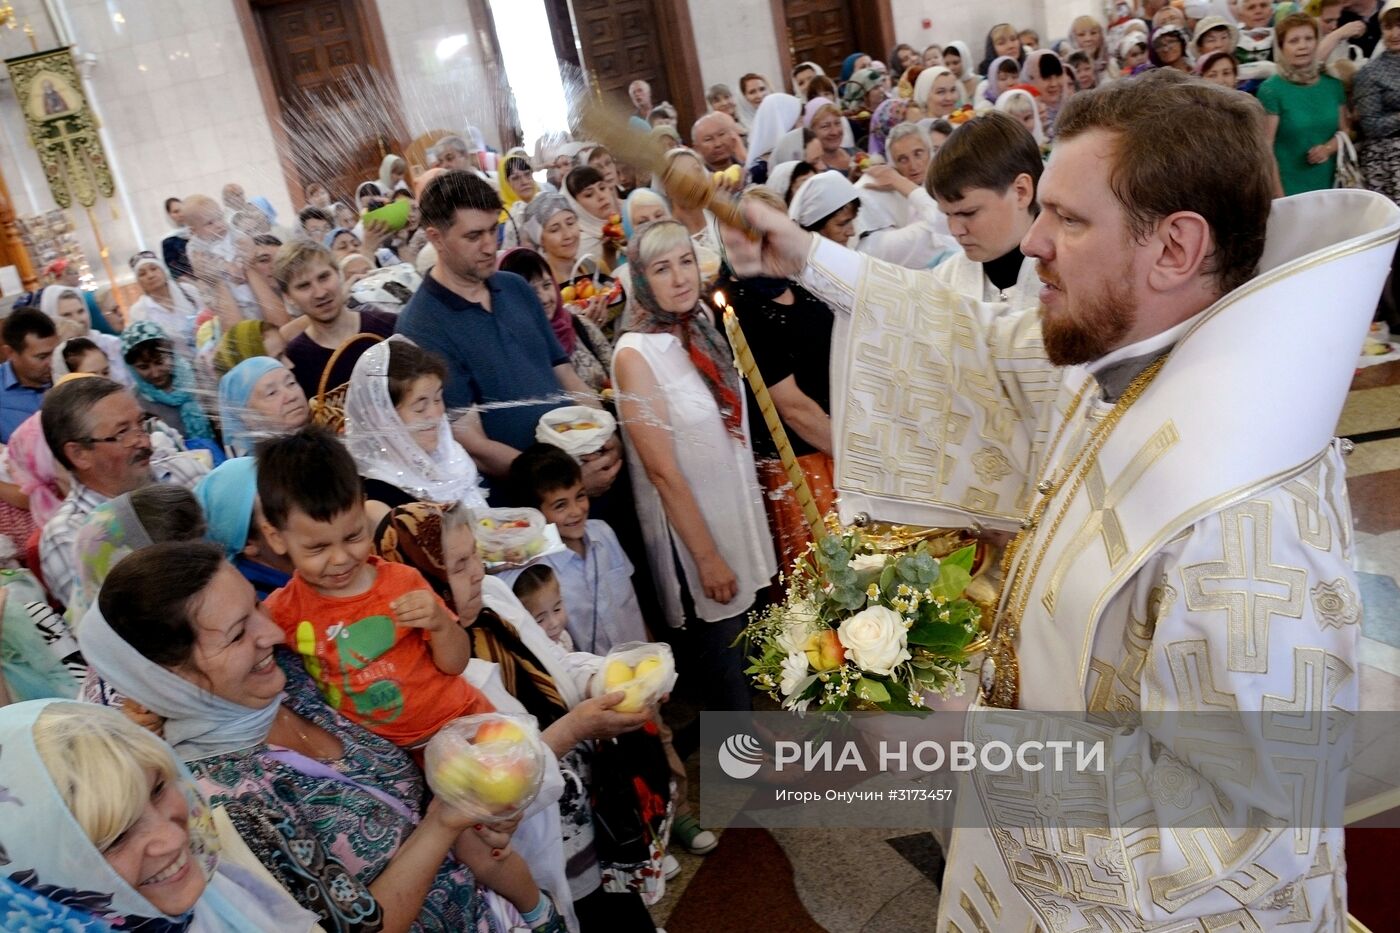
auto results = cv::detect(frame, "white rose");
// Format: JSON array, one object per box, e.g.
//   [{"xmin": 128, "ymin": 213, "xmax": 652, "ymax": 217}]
[
  {"xmin": 849, "ymin": 552, "xmax": 887, "ymax": 586},
  {"xmin": 849, "ymin": 553, "xmax": 886, "ymax": 573},
  {"xmin": 837, "ymin": 605, "xmax": 911, "ymax": 676},
  {"xmin": 779, "ymin": 651, "xmax": 810, "ymax": 696}
]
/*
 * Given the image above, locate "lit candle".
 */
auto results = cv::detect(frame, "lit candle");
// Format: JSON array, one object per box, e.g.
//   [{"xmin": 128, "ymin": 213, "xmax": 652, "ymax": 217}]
[{"xmin": 717, "ymin": 291, "xmax": 826, "ymax": 542}]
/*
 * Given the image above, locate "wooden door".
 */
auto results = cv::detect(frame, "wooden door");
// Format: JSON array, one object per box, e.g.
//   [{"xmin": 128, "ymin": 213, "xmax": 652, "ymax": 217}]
[
  {"xmin": 784, "ymin": 0, "xmax": 857, "ymax": 79},
  {"xmin": 573, "ymin": 0, "xmax": 673, "ymax": 108},
  {"xmin": 252, "ymin": 0, "xmax": 401, "ymax": 205}
]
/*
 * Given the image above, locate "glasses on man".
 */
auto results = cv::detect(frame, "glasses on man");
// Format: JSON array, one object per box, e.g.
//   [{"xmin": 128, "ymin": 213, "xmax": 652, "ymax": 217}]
[{"xmin": 79, "ymin": 416, "xmax": 156, "ymax": 448}]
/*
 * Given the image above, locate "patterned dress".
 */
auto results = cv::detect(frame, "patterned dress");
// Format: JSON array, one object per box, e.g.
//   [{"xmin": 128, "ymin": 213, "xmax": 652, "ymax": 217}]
[{"xmin": 187, "ymin": 651, "xmax": 500, "ymax": 933}]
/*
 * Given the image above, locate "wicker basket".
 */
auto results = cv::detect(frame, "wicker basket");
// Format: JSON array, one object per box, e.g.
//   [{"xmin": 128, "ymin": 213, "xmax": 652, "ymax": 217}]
[{"xmin": 309, "ymin": 332, "xmax": 384, "ymax": 434}]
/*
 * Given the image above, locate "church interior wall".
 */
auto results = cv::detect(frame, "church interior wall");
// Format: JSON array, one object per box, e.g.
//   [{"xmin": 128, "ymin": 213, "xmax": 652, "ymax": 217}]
[{"xmin": 0, "ymin": 0, "xmax": 1104, "ymax": 293}]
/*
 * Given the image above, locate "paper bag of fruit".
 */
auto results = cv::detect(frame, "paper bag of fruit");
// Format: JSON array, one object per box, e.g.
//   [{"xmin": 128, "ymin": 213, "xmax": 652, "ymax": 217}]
[
  {"xmin": 536, "ymin": 405, "xmax": 617, "ymax": 459},
  {"xmin": 475, "ymin": 507, "xmax": 549, "ymax": 565},
  {"xmin": 425, "ymin": 714, "xmax": 547, "ymax": 822},
  {"xmin": 591, "ymin": 642, "xmax": 678, "ymax": 713}
]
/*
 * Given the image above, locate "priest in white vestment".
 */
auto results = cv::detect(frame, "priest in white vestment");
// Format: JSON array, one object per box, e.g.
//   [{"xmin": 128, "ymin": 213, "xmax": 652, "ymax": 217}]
[{"xmin": 722, "ymin": 70, "xmax": 1398, "ymax": 931}]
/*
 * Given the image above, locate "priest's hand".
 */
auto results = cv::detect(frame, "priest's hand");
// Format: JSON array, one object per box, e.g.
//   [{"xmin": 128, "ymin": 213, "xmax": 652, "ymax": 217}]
[{"xmin": 720, "ymin": 199, "xmax": 813, "ymax": 281}]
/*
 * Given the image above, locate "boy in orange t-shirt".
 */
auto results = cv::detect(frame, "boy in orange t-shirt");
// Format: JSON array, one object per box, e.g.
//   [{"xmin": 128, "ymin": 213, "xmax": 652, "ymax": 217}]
[
  {"xmin": 254, "ymin": 427, "xmax": 568, "ymax": 929},
  {"xmin": 257, "ymin": 427, "xmax": 492, "ymax": 748}
]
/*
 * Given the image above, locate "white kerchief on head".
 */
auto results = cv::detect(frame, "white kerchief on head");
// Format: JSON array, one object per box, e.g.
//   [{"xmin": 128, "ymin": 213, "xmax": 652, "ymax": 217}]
[
  {"xmin": 344, "ymin": 334, "xmax": 488, "ymax": 510},
  {"xmin": 789, "ymin": 170, "xmax": 861, "ymax": 228},
  {"xmin": 745, "ymin": 93, "xmax": 802, "ymax": 171},
  {"xmin": 0, "ymin": 698, "xmax": 315, "ymax": 931},
  {"xmin": 76, "ymin": 601, "xmax": 282, "ymax": 761},
  {"xmin": 913, "ymin": 66, "xmax": 953, "ymax": 110}
]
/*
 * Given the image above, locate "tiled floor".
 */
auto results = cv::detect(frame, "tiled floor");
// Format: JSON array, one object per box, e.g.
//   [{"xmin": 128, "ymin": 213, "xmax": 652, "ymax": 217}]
[{"xmin": 649, "ymin": 360, "xmax": 1400, "ymax": 932}]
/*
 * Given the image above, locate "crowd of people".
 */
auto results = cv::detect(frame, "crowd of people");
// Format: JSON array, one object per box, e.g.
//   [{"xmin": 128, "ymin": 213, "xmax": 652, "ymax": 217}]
[{"xmin": 0, "ymin": 0, "xmax": 1395, "ymax": 929}]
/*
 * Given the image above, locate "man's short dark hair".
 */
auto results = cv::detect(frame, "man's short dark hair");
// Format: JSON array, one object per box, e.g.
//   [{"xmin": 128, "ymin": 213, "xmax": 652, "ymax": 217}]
[
  {"xmin": 510, "ymin": 442, "xmax": 584, "ymax": 507},
  {"xmin": 3, "ymin": 307, "xmax": 56, "ymax": 352},
  {"xmin": 41, "ymin": 376, "xmax": 124, "ymax": 471},
  {"xmin": 1055, "ymin": 68, "xmax": 1271, "ymax": 295},
  {"xmin": 164, "ymin": 197, "xmax": 181, "ymax": 215},
  {"xmin": 418, "ymin": 170, "xmax": 502, "ymax": 230},
  {"xmin": 298, "ymin": 206, "xmax": 332, "ymax": 227},
  {"xmin": 927, "ymin": 111, "xmax": 1043, "ymax": 204},
  {"xmin": 253, "ymin": 233, "xmax": 283, "ymax": 248},
  {"xmin": 255, "ymin": 425, "xmax": 363, "ymax": 530}
]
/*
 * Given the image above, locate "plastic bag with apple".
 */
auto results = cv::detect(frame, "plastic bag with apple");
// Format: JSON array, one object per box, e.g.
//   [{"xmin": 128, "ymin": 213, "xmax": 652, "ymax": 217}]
[
  {"xmin": 424, "ymin": 713, "xmax": 548, "ymax": 822},
  {"xmin": 475, "ymin": 507, "xmax": 548, "ymax": 565},
  {"xmin": 590, "ymin": 642, "xmax": 678, "ymax": 712},
  {"xmin": 536, "ymin": 404, "xmax": 617, "ymax": 460}
]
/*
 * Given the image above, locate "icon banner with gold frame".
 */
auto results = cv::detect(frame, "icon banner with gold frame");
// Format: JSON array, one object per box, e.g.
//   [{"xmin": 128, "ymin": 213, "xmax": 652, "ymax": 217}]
[{"xmin": 5, "ymin": 46, "xmax": 114, "ymax": 208}]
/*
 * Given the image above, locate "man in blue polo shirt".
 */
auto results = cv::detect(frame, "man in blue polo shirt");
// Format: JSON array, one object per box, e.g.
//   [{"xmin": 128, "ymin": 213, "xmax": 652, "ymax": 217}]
[
  {"xmin": 0, "ymin": 308, "xmax": 58, "ymax": 442},
  {"xmin": 396, "ymin": 170, "xmax": 621, "ymax": 493}
]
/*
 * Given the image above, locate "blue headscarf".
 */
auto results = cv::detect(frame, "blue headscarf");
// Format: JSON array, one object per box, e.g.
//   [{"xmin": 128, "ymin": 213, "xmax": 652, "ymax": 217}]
[
  {"xmin": 194, "ymin": 456, "xmax": 256, "ymax": 560},
  {"xmin": 120, "ymin": 320, "xmax": 214, "ymax": 441},
  {"xmin": 323, "ymin": 227, "xmax": 355, "ymax": 249},
  {"xmin": 839, "ymin": 52, "xmax": 866, "ymax": 82},
  {"xmin": 0, "ymin": 699, "xmax": 315, "ymax": 931},
  {"xmin": 0, "ymin": 875, "xmax": 112, "ymax": 931},
  {"xmin": 249, "ymin": 195, "xmax": 277, "ymax": 224},
  {"xmin": 217, "ymin": 356, "xmax": 285, "ymax": 458}
]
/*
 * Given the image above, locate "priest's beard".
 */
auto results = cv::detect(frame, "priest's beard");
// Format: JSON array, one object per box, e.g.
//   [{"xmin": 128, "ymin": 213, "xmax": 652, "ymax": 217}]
[{"xmin": 1037, "ymin": 262, "xmax": 1138, "ymax": 366}]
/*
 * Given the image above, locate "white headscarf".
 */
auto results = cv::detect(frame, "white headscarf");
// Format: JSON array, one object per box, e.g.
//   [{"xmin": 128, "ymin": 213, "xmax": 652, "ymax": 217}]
[
  {"xmin": 344, "ymin": 335, "xmax": 488, "ymax": 510},
  {"xmin": 945, "ymin": 40, "xmax": 974, "ymax": 79},
  {"xmin": 562, "ymin": 166, "xmax": 608, "ymax": 263},
  {"xmin": 789, "ymin": 170, "xmax": 861, "ymax": 230},
  {"xmin": 744, "ymin": 93, "xmax": 803, "ymax": 171},
  {"xmin": 764, "ymin": 161, "xmax": 803, "ymax": 202},
  {"xmin": 127, "ymin": 253, "xmax": 199, "ymax": 353},
  {"xmin": 38, "ymin": 287, "xmax": 134, "ymax": 387},
  {"xmin": 995, "ymin": 88, "xmax": 1047, "ymax": 146},
  {"xmin": 913, "ymin": 66, "xmax": 954, "ymax": 113}
]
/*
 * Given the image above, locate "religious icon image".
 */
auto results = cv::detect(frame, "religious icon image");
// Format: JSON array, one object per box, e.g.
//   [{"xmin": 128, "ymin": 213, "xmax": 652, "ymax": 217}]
[
  {"xmin": 5, "ymin": 48, "xmax": 115, "ymax": 208},
  {"xmin": 25, "ymin": 72, "xmax": 77, "ymax": 121}
]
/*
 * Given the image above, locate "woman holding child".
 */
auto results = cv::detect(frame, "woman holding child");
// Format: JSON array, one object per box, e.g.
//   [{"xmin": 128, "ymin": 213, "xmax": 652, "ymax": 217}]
[
  {"xmin": 372, "ymin": 500, "xmax": 664, "ymax": 931},
  {"xmin": 79, "ymin": 533, "xmax": 569, "ymax": 933}
]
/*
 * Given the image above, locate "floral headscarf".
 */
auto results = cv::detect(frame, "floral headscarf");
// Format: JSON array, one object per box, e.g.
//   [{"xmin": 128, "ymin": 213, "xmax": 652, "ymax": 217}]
[
  {"xmin": 120, "ymin": 321, "xmax": 214, "ymax": 441},
  {"xmin": 868, "ymin": 99, "xmax": 909, "ymax": 157},
  {"xmin": 619, "ymin": 221, "xmax": 744, "ymax": 440},
  {"xmin": 840, "ymin": 67, "xmax": 885, "ymax": 110},
  {"xmin": 5, "ymin": 413, "xmax": 64, "ymax": 527},
  {"xmin": 373, "ymin": 503, "xmax": 572, "ymax": 721}
]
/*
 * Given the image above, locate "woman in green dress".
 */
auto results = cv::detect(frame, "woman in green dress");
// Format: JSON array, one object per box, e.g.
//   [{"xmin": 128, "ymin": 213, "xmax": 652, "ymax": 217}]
[{"xmin": 1258, "ymin": 13, "xmax": 1350, "ymax": 195}]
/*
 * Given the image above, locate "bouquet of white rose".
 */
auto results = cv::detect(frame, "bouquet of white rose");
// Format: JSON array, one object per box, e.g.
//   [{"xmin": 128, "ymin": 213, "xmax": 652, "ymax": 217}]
[{"xmin": 743, "ymin": 530, "xmax": 985, "ymax": 712}]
